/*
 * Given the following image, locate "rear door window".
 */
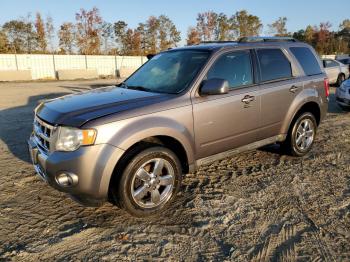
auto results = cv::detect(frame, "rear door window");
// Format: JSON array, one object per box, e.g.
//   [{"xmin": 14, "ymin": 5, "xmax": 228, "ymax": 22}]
[
  {"xmin": 256, "ymin": 48, "xmax": 292, "ymax": 82},
  {"xmin": 289, "ymin": 47, "xmax": 322, "ymax": 76},
  {"xmin": 206, "ymin": 50, "xmax": 253, "ymax": 89},
  {"xmin": 323, "ymin": 60, "xmax": 338, "ymax": 68}
]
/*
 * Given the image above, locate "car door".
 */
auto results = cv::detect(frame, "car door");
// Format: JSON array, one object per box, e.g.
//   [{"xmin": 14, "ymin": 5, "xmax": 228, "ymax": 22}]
[
  {"xmin": 256, "ymin": 47, "xmax": 302, "ymax": 140},
  {"xmin": 192, "ymin": 49, "xmax": 261, "ymax": 160},
  {"xmin": 323, "ymin": 59, "xmax": 339, "ymax": 84}
]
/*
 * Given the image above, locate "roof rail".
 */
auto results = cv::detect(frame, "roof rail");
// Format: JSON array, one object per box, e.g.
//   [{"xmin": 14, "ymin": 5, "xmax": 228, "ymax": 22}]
[
  {"xmin": 238, "ymin": 37, "xmax": 298, "ymax": 43},
  {"xmin": 199, "ymin": 41, "xmax": 238, "ymax": 45}
]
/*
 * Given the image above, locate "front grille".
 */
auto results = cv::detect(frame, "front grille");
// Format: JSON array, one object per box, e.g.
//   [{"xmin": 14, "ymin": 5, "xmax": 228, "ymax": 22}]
[{"xmin": 33, "ymin": 116, "xmax": 54, "ymax": 152}]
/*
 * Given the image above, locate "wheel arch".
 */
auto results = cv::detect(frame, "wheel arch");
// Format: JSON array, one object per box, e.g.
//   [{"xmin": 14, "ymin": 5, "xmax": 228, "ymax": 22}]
[
  {"xmin": 107, "ymin": 135, "xmax": 191, "ymax": 203},
  {"xmin": 282, "ymin": 100, "xmax": 321, "ymax": 136}
]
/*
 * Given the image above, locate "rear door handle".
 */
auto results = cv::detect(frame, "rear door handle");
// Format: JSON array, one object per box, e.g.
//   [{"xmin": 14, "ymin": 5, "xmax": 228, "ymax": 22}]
[
  {"xmin": 289, "ymin": 85, "xmax": 300, "ymax": 93},
  {"xmin": 241, "ymin": 95, "xmax": 255, "ymax": 104}
]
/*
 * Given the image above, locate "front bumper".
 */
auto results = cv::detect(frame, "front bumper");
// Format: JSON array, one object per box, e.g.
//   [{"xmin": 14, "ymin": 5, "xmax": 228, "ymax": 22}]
[
  {"xmin": 28, "ymin": 135, "xmax": 125, "ymax": 206},
  {"xmin": 336, "ymin": 97, "xmax": 350, "ymax": 107},
  {"xmin": 335, "ymin": 88, "xmax": 350, "ymax": 107}
]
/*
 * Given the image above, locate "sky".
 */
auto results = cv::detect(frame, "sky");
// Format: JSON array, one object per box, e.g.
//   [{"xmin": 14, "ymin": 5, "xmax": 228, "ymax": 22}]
[{"xmin": 0, "ymin": 0, "xmax": 349, "ymax": 46}]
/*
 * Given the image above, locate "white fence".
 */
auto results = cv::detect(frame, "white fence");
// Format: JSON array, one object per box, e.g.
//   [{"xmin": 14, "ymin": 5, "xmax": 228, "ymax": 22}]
[{"xmin": 0, "ymin": 54, "xmax": 147, "ymax": 80}]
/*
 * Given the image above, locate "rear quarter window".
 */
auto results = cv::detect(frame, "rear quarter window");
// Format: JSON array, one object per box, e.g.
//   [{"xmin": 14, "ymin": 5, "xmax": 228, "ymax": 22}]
[{"xmin": 290, "ymin": 47, "xmax": 322, "ymax": 76}]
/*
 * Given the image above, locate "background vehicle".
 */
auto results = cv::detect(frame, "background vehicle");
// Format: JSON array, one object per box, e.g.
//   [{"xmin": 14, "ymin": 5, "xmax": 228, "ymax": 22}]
[
  {"xmin": 28, "ymin": 37, "xmax": 328, "ymax": 217},
  {"xmin": 337, "ymin": 57, "xmax": 350, "ymax": 72},
  {"xmin": 322, "ymin": 59, "xmax": 349, "ymax": 86},
  {"xmin": 336, "ymin": 78, "xmax": 350, "ymax": 109}
]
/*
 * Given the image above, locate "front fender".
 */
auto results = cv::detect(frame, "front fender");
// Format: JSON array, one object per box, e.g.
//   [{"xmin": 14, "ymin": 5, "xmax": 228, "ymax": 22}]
[{"xmin": 95, "ymin": 113, "xmax": 196, "ymax": 165}]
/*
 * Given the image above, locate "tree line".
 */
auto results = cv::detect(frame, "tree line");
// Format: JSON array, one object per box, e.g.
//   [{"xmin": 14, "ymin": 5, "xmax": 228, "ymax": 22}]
[{"xmin": 0, "ymin": 7, "xmax": 349, "ymax": 55}]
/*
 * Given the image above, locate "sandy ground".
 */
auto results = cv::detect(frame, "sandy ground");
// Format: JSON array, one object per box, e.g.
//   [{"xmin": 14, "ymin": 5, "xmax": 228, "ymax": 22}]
[{"xmin": 0, "ymin": 79, "xmax": 349, "ymax": 261}]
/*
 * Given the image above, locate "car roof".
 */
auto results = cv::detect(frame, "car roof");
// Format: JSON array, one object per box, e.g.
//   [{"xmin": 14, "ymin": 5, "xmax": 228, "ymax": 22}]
[{"xmin": 170, "ymin": 40, "xmax": 312, "ymax": 53}]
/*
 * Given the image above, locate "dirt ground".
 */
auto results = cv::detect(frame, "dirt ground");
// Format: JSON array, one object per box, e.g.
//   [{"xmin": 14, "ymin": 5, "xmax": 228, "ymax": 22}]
[{"xmin": 0, "ymin": 79, "xmax": 349, "ymax": 261}]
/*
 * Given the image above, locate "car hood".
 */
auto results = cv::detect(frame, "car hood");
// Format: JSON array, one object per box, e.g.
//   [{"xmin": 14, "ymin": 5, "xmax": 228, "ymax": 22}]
[{"xmin": 36, "ymin": 86, "xmax": 173, "ymax": 127}]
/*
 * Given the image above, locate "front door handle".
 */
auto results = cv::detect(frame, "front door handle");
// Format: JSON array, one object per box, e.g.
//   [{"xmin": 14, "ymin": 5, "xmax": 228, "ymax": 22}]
[
  {"xmin": 241, "ymin": 95, "xmax": 255, "ymax": 104},
  {"xmin": 289, "ymin": 85, "xmax": 300, "ymax": 93}
]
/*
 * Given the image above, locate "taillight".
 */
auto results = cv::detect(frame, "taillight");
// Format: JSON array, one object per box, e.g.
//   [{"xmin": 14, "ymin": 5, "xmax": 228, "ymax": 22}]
[{"xmin": 324, "ymin": 78, "xmax": 329, "ymax": 97}]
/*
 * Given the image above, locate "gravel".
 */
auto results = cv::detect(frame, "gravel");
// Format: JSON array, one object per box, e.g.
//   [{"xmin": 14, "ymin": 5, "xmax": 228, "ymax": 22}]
[{"xmin": 0, "ymin": 80, "xmax": 349, "ymax": 261}]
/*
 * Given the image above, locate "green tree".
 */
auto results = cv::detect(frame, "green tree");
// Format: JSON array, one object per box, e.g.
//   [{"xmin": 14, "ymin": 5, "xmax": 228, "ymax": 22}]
[
  {"xmin": 0, "ymin": 29, "xmax": 9, "ymax": 53},
  {"xmin": 231, "ymin": 10, "xmax": 262, "ymax": 38},
  {"xmin": 114, "ymin": 20, "xmax": 128, "ymax": 54},
  {"xmin": 293, "ymin": 29, "xmax": 305, "ymax": 42},
  {"xmin": 339, "ymin": 19, "xmax": 350, "ymax": 30},
  {"xmin": 215, "ymin": 13, "xmax": 233, "ymax": 40},
  {"xmin": 158, "ymin": 15, "xmax": 181, "ymax": 51},
  {"xmin": 3, "ymin": 19, "xmax": 37, "ymax": 53},
  {"xmin": 304, "ymin": 25, "xmax": 315, "ymax": 45},
  {"xmin": 144, "ymin": 16, "xmax": 159, "ymax": 54}
]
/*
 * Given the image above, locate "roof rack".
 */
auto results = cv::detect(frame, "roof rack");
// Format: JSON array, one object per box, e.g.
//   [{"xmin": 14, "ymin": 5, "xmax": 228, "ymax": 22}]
[
  {"xmin": 238, "ymin": 37, "xmax": 298, "ymax": 43},
  {"xmin": 199, "ymin": 41, "xmax": 238, "ymax": 45}
]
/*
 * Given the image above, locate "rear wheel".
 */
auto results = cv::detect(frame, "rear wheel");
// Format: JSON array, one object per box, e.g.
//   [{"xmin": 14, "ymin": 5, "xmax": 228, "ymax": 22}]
[
  {"xmin": 281, "ymin": 112, "xmax": 317, "ymax": 156},
  {"xmin": 112, "ymin": 146, "xmax": 182, "ymax": 217}
]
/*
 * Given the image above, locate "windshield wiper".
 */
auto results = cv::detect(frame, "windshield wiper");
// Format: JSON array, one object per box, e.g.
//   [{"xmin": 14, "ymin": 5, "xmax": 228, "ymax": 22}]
[
  {"xmin": 117, "ymin": 82, "xmax": 128, "ymax": 88},
  {"xmin": 126, "ymin": 85, "xmax": 153, "ymax": 92}
]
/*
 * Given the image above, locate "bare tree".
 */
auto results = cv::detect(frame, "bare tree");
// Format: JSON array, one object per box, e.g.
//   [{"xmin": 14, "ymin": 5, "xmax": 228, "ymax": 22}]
[
  {"xmin": 196, "ymin": 11, "xmax": 218, "ymax": 41},
  {"xmin": 268, "ymin": 17, "xmax": 289, "ymax": 36},
  {"xmin": 45, "ymin": 15, "xmax": 55, "ymax": 52},
  {"xmin": 34, "ymin": 12, "xmax": 47, "ymax": 52},
  {"xmin": 75, "ymin": 7, "xmax": 102, "ymax": 55},
  {"xmin": 186, "ymin": 27, "xmax": 201, "ymax": 45},
  {"xmin": 58, "ymin": 22, "xmax": 75, "ymax": 54},
  {"xmin": 101, "ymin": 22, "xmax": 114, "ymax": 54}
]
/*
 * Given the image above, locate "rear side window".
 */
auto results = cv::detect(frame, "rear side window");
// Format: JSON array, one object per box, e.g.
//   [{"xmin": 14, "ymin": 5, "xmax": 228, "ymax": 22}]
[
  {"xmin": 256, "ymin": 49, "xmax": 292, "ymax": 82},
  {"xmin": 290, "ymin": 47, "xmax": 322, "ymax": 76},
  {"xmin": 323, "ymin": 60, "xmax": 338, "ymax": 68},
  {"xmin": 207, "ymin": 50, "xmax": 253, "ymax": 89}
]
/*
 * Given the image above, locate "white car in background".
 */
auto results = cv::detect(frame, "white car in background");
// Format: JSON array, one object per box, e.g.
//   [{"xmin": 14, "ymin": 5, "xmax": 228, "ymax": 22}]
[
  {"xmin": 336, "ymin": 78, "xmax": 350, "ymax": 109},
  {"xmin": 322, "ymin": 59, "xmax": 349, "ymax": 86}
]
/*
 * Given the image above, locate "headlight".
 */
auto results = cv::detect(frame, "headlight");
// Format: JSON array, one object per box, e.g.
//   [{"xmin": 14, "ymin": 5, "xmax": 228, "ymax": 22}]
[{"xmin": 56, "ymin": 126, "xmax": 97, "ymax": 151}]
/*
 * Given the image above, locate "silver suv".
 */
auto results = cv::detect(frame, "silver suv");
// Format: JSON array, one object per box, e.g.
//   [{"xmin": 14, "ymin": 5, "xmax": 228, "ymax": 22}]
[{"xmin": 28, "ymin": 37, "xmax": 328, "ymax": 217}]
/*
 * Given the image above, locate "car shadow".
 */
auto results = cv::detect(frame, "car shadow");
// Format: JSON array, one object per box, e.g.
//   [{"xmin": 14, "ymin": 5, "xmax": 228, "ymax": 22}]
[{"xmin": 0, "ymin": 92, "xmax": 70, "ymax": 163}]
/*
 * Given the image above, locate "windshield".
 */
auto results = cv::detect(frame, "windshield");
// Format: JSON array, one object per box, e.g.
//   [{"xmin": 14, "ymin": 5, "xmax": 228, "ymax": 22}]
[{"xmin": 124, "ymin": 50, "xmax": 210, "ymax": 94}]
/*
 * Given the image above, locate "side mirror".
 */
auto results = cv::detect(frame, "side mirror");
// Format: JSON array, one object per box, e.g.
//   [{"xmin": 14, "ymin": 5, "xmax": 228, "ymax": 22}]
[
  {"xmin": 200, "ymin": 78, "xmax": 229, "ymax": 96},
  {"xmin": 147, "ymin": 54, "xmax": 155, "ymax": 60}
]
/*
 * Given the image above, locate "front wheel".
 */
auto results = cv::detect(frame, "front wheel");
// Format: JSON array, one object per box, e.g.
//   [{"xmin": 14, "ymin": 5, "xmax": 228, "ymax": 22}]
[
  {"xmin": 281, "ymin": 112, "xmax": 317, "ymax": 156},
  {"xmin": 112, "ymin": 147, "xmax": 182, "ymax": 217}
]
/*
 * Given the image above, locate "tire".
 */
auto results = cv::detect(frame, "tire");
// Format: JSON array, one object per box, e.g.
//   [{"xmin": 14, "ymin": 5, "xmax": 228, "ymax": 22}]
[
  {"xmin": 337, "ymin": 74, "xmax": 345, "ymax": 87},
  {"xmin": 111, "ymin": 146, "xmax": 182, "ymax": 217},
  {"xmin": 281, "ymin": 112, "xmax": 317, "ymax": 157},
  {"xmin": 339, "ymin": 104, "xmax": 350, "ymax": 111}
]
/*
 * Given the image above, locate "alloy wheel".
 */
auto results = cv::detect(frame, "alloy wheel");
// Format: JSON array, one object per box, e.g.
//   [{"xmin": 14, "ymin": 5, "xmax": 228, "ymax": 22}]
[
  {"xmin": 131, "ymin": 158, "xmax": 175, "ymax": 208},
  {"xmin": 295, "ymin": 119, "xmax": 315, "ymax": 151}
]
